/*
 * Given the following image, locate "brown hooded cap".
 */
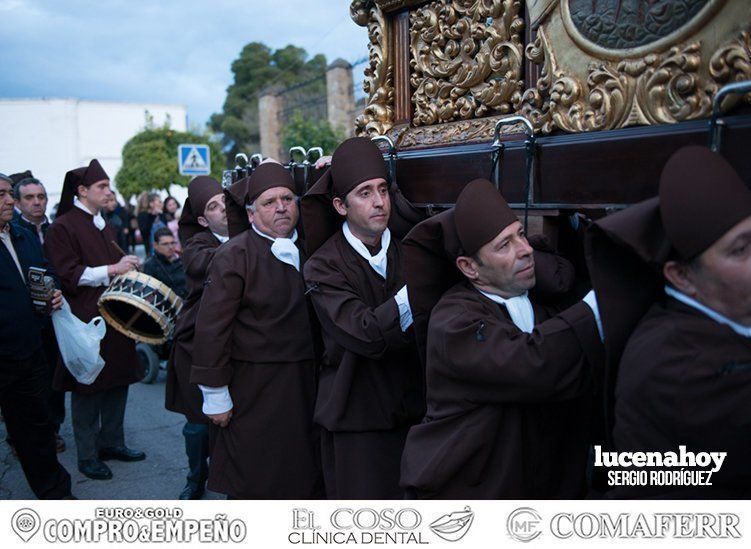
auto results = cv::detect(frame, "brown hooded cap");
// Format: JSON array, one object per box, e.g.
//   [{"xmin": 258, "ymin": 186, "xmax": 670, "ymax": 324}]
[
  {"xmin": 301, "ymin": 137, "xmax": 423, "ymax": 257},
  {"xmin": 660, "ymin": 145, "xmax": 751, "ymax": 260},
  {"xmin": 585, "ymin": 145, "xmax": 751, "ymax": 446},
  {"xmin": 330, "ymin": 137, "xmax": 387, "ymax": 198},
  {"xmin": 247, "ymin": 162, "xmax": 296, "ymax": 203},
  {"xmin": 455, "ymin": 178, "xmax": 518, "ymax": 256},
  {"xmin": 178, "ymin": 176, "xmax": 223, "ymax": 244},
  {"xmin": 57, "ymin": 159, "xmax": 109, "ymax": 217}
]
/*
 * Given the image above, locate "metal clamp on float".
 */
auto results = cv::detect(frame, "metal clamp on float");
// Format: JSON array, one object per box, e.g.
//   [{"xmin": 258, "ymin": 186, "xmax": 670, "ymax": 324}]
[
  {"xmin": 492, "ymin": 115, "xmax": 536, "ymax": 231},
  {"xmin": 709, "ymin": 80, "xmax": 751, "ymax": 153}
]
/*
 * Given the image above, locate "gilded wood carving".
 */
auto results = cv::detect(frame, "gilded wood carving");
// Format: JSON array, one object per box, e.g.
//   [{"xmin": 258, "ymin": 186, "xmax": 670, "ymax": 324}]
[
  {"xmin": 350, "ymin": 0, "xmax": 751, "ymax": 145},
  {"xmin": 409, "ymin": 0, "xmax": 525, "ymax": 126}
]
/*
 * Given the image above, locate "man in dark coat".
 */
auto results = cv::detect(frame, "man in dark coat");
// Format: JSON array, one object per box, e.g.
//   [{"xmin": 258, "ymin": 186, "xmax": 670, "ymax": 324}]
[
  {"xmin": 586, "ymin": 145, "xmax": 751, "ymax": 498},
  {"xmin": 44, "ymin": 159, "xmax": 145, "ymax": 481},
  {"xmin": 0, "ymin": 173, "xmax": 73, "ymax": 499},
  {"xmin": 143, "ymin": 227, "xmax": 188, "ymax": 299},
  {"xmin": 190, "ymin": 162, "xmax": 322, "ymax": 499},
  {"xmin": 301, "ymin": 137, "xmax": 424, "ymax": 499},
  {"xmin": 165, "ymin": 175, "xmax": 227, "ymax": 500},
  {"xmin": 399, "ymin": 178, "xmax": 604, "ymax": 499},
  {"xmin": 11, "ymin": 172, "xmax": 65, "ymax": 451}
]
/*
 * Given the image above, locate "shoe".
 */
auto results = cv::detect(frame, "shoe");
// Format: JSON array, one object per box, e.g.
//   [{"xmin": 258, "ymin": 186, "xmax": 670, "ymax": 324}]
[
  {"xmin": 179, "ymin": 484, "xmax": 205, "ymax": 500},
  {"xmin": 98, "ymin": 446, "xmax": 146, "ymax": 462},
  {"xmin": 78, "ymin": 459, "xmax": 113, "ymax": 480},
  {"xmin": 55, "ymin": 434, "xmax": 66, "ymax": 453}
]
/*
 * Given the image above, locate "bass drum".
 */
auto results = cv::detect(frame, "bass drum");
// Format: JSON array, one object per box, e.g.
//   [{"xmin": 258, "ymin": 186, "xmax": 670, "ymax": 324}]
[{"xmin": 98, "ymin": 271, "xmax": 183, "ymax": 345}]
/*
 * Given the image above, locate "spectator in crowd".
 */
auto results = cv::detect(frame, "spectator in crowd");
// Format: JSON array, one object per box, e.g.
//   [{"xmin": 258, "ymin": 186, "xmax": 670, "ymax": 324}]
[
  {"xmin": 163, "ymin": 196, "xmax": 180, "ymax": 222},
  {"xmin": 0, "ymin": 173, "xmax": 74, "ymax": 499},
  {"xmin": 137, "ymin": 192, "xmax": 165, "ymax": 256},
  {"xmin": 103, "ymin": 194, "xmax": 129, "ymax": 253},
  {"xmin": 143, "ymin": 227, "xmax": 188, "ymax": 299},
  {"xmin": 12, "ymin": 172, "xmax": 66, "ymax": 451},
  {"xmin": 163, "ymin": 196, "xmax": 182, "ymax": 255}
]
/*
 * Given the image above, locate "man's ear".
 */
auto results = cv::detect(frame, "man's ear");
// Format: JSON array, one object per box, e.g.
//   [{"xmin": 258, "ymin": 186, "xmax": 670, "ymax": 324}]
[
  {"xmin": 332, "ymin": 196, "xmax": 347, "ymax": 217},
  {"xmin": 77, "ymin": 184, "xmax": 88, "ymax": 199},
  {"xmin": 246, "ymin": 209, "xmax": 254, "ymax": 223},
  {"xmin": 663, "ymin": 259, "xmax": 698, "ymax": 297},
  {"xmin": 197, "ymin": 216, "xmax": 209, "ymax": 228},
  {"xmin": 456, "ymin": 255, "xmax": 480, "ymax": 281}
]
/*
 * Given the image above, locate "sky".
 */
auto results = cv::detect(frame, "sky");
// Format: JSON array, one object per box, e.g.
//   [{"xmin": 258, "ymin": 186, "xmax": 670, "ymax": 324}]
[{"xmin": 0, "ymin": 0, "xmax": 370, "ymax": 129}]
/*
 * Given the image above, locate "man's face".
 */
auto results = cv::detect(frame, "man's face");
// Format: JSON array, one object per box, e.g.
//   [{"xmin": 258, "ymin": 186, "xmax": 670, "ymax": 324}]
[
  {"xmin": 78, "ymin": 179, "xmax": 112, "ymax": 212},
  {"xmin": 686, "ymin": 216, "xmax": 751, "ymax": 325},
  {"xmin": 16, "ymin": 183, "xmax": 48, "ymax": 222},
  {"xmin": 248, "ymin": 186, "xmax": 298, "ymax": 239},
  {"xmin": 198, "ymin": 193, "xmax": 228, "ymax": 236},
  {"xmin": 104, "ymin": 194, "xmax": 118, "ymax": 213},
  {"xmin": 459, "ymin": 221, "xmax": 536, "ymax": 298},
  {"xmin": 154, "ymin": 234, "xmax": 177, "ymax": 260},
  {"xmin": 333, "ymin": 178, "xmax": 390, "ymax": 242},
  {"xmin": 0, "ymin": 180, "xmax": 15, "ymax": 226}
]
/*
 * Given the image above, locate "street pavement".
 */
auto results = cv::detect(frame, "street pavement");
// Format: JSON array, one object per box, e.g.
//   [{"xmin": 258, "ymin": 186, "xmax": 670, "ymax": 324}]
[{"xmin": 0, "ymin": 367, "xmax": 223, "ymax": 500}]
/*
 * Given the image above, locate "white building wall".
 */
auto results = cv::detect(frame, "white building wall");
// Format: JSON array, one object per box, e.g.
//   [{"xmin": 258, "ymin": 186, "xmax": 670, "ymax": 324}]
[{"xmin": 0, "ymin": 98, "xmax": 187, "ymax": 212}]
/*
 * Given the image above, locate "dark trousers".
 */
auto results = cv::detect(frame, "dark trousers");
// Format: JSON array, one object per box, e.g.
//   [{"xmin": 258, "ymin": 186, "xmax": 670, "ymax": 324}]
[
  {"xmin": 41, "ymin": 326, "xmax": 65, "ymax": 430},
  {"xmin": 182, "ymin": 422, "xmax": 209, "ymax": 489},
  {"xmin": 71, "ymin": 385, "xmax": 128, "ymax": 461},
  {"xmin": 0, "ymin": 350, "xmax": 71, "ymax": 499},
  {"xmin": 320, "ymin": 427, "xmax": 408, "ymax": 499}
]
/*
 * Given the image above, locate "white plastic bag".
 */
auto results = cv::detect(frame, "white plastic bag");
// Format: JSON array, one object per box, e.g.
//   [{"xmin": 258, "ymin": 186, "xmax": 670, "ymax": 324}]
[{"xmin": 52, "ymin": 298, "xmax": 106, "ymax": 385}]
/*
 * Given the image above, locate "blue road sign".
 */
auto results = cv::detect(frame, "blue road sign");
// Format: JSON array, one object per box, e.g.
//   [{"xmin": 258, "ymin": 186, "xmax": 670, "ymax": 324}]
[{"xmin": 178, "ymin": 144, "xmax": 211, "ymax": 176}]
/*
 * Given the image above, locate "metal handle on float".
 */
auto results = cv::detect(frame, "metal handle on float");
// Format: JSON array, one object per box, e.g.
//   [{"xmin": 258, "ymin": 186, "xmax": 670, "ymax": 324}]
[
  {"xmin": 250, "ymin": 153, "xmax": 263, "ymax": 168},
  {"xmin": 709, "ymin": 80, "xmax": 751, "ymax": 153},
  {"xmin": 371, "ymin": 135, "xmax": 397, "ymax": 184},
  {"xmin": 491, "ymin": 116, "xmax": 536, "ymax": 231}
]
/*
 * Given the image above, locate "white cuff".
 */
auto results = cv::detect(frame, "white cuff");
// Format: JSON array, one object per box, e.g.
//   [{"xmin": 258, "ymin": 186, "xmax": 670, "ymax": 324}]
[
  {"xmin": 394, "ymin": 285, "xmax": 413, "ymax": 332},
  {"xmin": 199, "ymin": 385, "xmax": 233, "ymax": 415},
  {"xmin": 78, "ymin": 265, "xmax": 110, "ymax": 287},
  {"xmin": 582, "ymin": 290, "xmax": 604, "ymax": 342}
]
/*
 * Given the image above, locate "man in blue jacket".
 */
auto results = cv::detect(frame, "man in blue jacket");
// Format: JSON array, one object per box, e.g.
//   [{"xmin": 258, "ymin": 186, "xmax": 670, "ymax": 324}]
[{"xmin": 0, "ymin": 173, "xmax": 73, "ymax": 499}]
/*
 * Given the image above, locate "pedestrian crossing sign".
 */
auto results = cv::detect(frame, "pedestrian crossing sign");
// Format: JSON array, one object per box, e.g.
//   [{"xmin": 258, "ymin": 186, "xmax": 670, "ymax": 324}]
[{"xmin": 178, "ymin": 144, "xmax": 211, "ymax": 176}]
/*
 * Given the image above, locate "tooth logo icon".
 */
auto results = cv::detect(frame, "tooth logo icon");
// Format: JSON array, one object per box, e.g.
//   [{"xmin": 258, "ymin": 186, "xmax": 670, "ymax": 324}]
[
  {"xmin": 429, "ymin": 506, "xmax": 475, "ymax": 542},
  {"xmin": 12, "ymin": 508, "xmax": 41, "ymax": 542}
]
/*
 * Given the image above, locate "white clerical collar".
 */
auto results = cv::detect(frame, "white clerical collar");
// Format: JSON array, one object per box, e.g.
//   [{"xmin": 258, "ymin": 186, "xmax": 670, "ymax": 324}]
[
  {"xmin": 478, "ymin": 289, "xmax": 535, "ymax": 334},
  {"xmin": 73, "ymin": 197, "xmax": 106, "ymax": 230},
  {"xmin": 251, "ymin": 224, "xmax": 300, "ymax": 271},
  {"xmin": 212, "ymin": 232, "xmax": 229, "ymax": 244},
  {"xmin": 665, "ymin": 285, "xmax": 751, "ymax": 338},
  {"xmin": 342, "ymin": 221, "xmax": 390, "ymax": 279}
]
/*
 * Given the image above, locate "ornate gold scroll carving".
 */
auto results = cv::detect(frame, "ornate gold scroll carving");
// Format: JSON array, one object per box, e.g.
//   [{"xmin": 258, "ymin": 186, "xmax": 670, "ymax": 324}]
[
  {"xmin": 351, "ymin": 0, "xmax": 395, "ymax": 136},
  {"xmin": 409, "ymin": 0, "xmax": 525, "ymax": 126}
]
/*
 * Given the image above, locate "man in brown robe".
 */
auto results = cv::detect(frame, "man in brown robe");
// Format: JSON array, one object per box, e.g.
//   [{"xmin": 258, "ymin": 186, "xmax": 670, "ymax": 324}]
[
  {"xmin": 165, "ymin": 176, "xmax": 227, "ymax": 500},
  {"xmin": 44, "ymin": 159, "xmax": 145, "ymax": 481},
  {"xmin": 301, "ymin": 137, "xmax": 424, "ymax": 499},
  {"xmin": 190, "ymin": 162, "xmax": 322, "ymax": 499},
  {"xmin": 586, "ymin": 145, "xmax": 751, "ymax": 498},
  {"xmin": 399, "ymin": 178, "xmax": 604, "ymax": 499}
]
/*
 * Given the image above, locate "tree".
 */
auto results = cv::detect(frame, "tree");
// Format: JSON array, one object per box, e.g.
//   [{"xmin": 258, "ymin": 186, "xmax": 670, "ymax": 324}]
[
  {"xmin": 209, "ymin": 42, "xmax": 327, "ymax": 161},
  {"xmin": 115, "ymin": 117, "xmax": 226, "ymax": 199},
  {"xmin": 281, "ymin": 113, "xmax": 344, "ymax": 156}
]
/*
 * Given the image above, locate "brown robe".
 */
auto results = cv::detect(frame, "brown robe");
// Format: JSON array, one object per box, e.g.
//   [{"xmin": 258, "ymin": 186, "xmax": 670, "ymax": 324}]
[
  {"xmin": 303, "ymin": 230, "xmax": 424, "ymax": 499},
  {"xmin": 612, "ymin": 297, "xmax": 751, "ymax": 499},
  {"xmin": 400, "ymin": 281, "xmax": 603, "ymax": 499},
  {"xmin": 190, "ymin": 229, "xmax": 322, "ymax": 499},
  {"xmin": 165, "ymin": 230, "xmax": 221, "ymax": 424},
  {"xmin": 44, "ymin": 207, "xmax": 141, "ymax": 393}
]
